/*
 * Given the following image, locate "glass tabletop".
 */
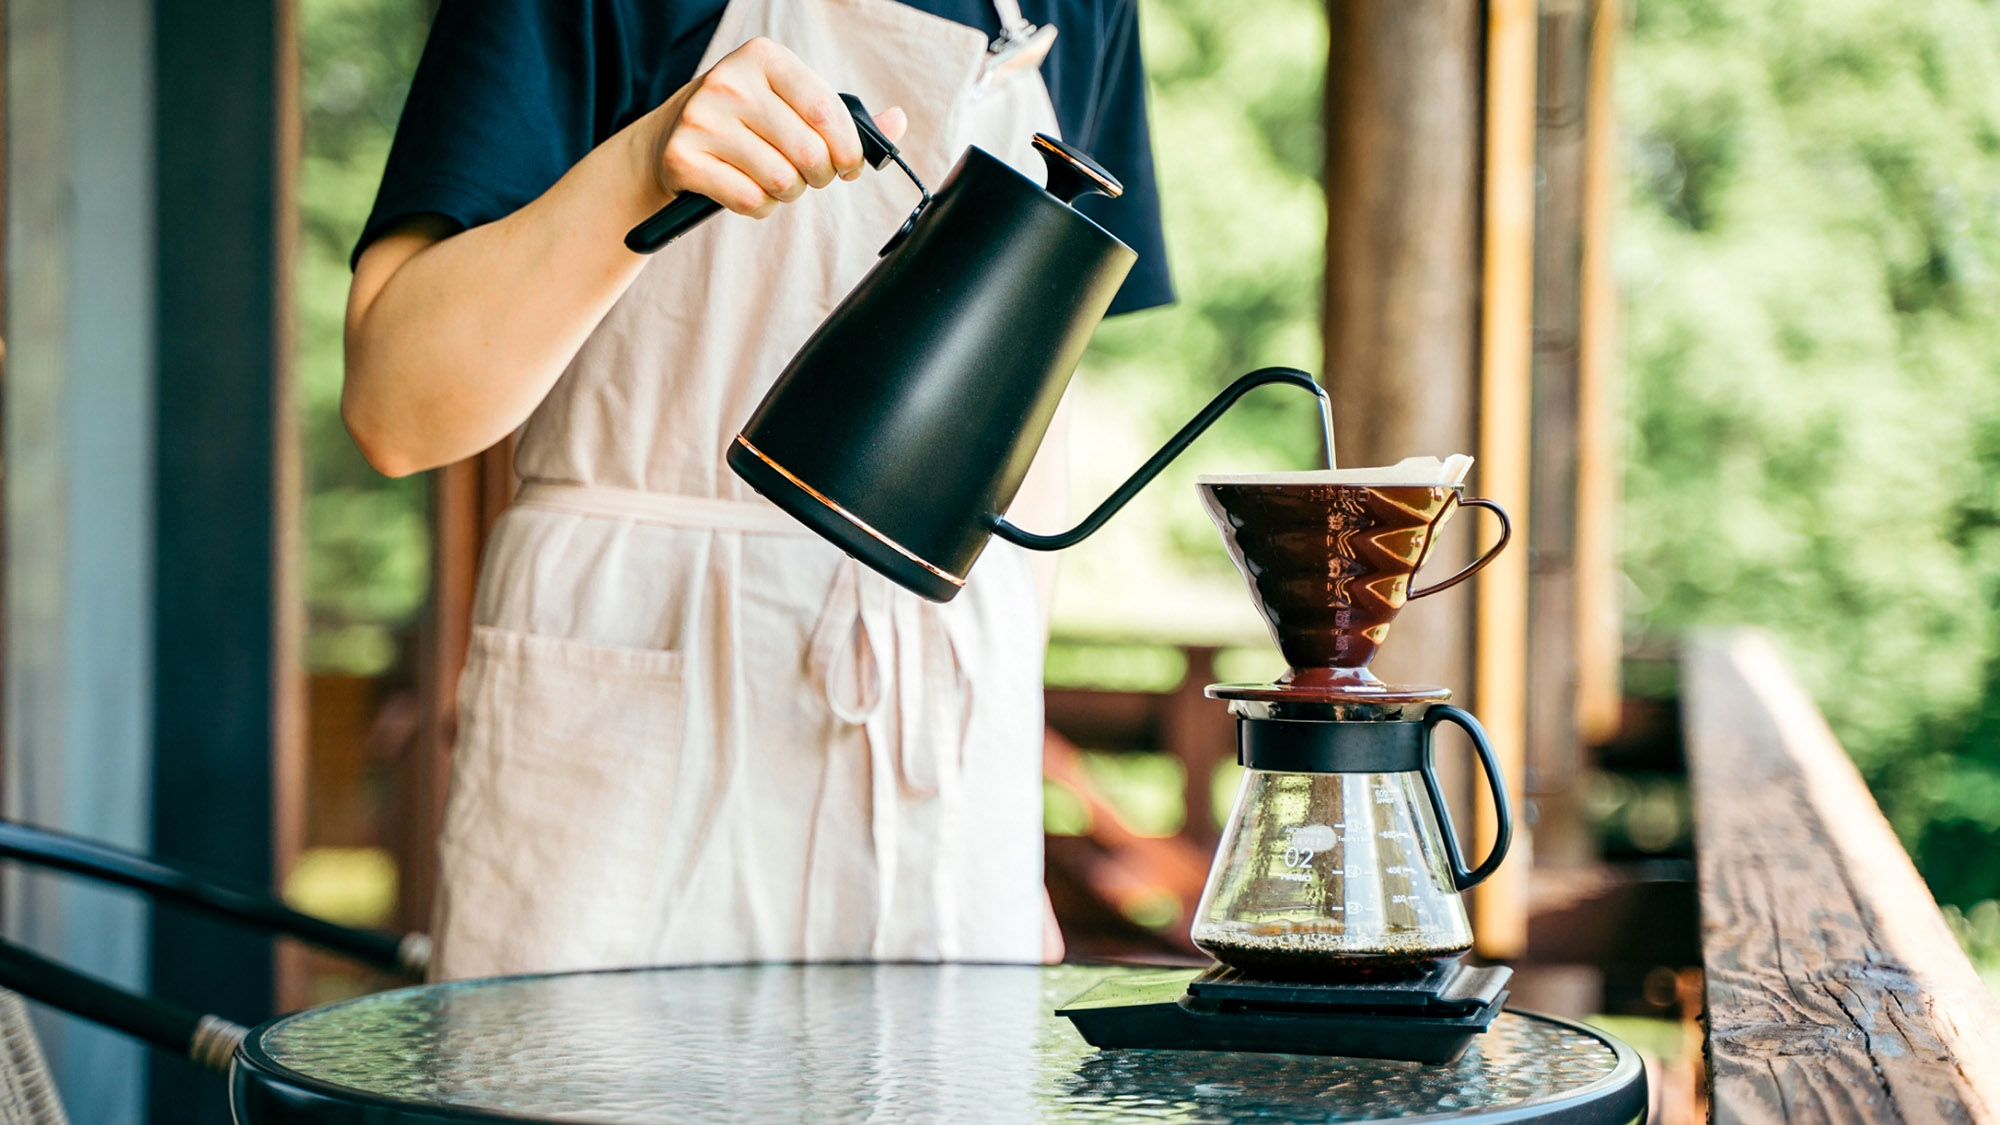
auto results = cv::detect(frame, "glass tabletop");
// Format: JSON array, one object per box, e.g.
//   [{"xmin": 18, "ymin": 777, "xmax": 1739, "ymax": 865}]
[{"xmin": 237, "ymin": 964, "xmax": 1645, "ymax": 1124}]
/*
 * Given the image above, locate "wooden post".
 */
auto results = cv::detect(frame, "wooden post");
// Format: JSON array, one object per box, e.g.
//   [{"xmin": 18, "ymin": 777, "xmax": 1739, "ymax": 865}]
[
  {"xmin": 1472, "ymin": 0, "xmax": 1538, "ymax": 957},
  {"xmin": 1322, "ymin": 0, "xmax": 1483, "ymax": 712},
  {"xmin": 1574, "ymin": 0, "xmax": 1623, "ymax": 746},
  {"xmin": 273, "ymin": 0, "xmax": 307, "ymax": 1013},
  {"xmin": 1521, "ymin": 0, "xmax": 1591, "ymax": 868},
  {"xmin": 399, "ymin": 442, "xmax": 514, "ymax": 937},
  {"xmin": 151, "ymin": 0, "xmax": 289, "ymax": 1114},
  {"xmin": 0, "ymin": 0, "xmax": 9, "ymax": 852},
  {"xmin": 1162, "ymin": 647, "xmax": 1231, "ymax": 848}
]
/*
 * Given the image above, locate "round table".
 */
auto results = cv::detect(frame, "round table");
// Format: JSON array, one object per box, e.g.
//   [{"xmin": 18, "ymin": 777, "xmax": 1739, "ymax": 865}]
[{"xmin": 231, "ymin": 964, "xmax": 1648, "ymax": 1124}]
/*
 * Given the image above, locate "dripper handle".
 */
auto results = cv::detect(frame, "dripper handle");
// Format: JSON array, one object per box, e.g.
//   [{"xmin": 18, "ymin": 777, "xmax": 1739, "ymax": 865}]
[
  {"xmin": 1408, "ymin": 497, "xmax": 1512, "ymax": 599},
  {"xmin": 1419, "ymin": 705, "xmax": 1513, "ymax": 891},
  {"xmin": 991, "ymin": 367, "xmax": 1324, "ymax": 551}
]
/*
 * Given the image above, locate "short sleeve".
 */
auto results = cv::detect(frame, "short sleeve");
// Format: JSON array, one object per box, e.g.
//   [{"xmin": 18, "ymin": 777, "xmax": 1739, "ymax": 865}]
[
  {"xmin": 352, "ymin": 0, "xmax": 606, "ymax": 266},
  {"xmin": 1059, "ymin": 0, "xmax": 1174, "ymax": 316}
]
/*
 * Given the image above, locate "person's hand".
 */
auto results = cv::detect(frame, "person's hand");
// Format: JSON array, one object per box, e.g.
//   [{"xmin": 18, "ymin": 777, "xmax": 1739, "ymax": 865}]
[{"xmin": 644, "ymin": 37, "xmax": 909, "ymax": 219}]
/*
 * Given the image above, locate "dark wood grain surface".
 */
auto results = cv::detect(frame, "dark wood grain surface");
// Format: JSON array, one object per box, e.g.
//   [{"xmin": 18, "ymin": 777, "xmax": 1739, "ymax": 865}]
[
  {"xmin": 1684, "ymin": 630, "xmax": 2000, "ymax": 1122},
  {"xmin": 1527, "ymin": 0, "xmax": 1587, "ymax": 837},
  {"xmin": 1322, "ymin": 0, "xmax": 1480, "ymax": 706},
  {"xmin": 1320, "ymin": 0, "xmax": 1487, "ymax": 953}
]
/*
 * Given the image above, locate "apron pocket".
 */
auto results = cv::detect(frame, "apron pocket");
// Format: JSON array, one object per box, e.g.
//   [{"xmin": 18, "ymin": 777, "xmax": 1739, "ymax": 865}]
[{"xmin": 436, "ymin": 625, "xmax": 687, "ymax": 975}]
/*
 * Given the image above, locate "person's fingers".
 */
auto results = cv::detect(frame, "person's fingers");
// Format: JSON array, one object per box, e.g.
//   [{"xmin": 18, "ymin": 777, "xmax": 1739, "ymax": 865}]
[
  {"xmin": 760, "ymin": 44, "xmax": 865, "ymax": 178},
  {"xmin": 873, "ymin": 107, "xmax": 909, "ymax": 145},
  {"xmin": 744, "ymin": 86, "xmax": 837, "ymax": 190},
  {"xmin": 663, "ymin": 39, "xmax": 904, "ymax": 207},
  {"xmin": 658, "ymin": 102, "xmax": 788, "ymax": 213},
  {"xmin": 710, "ymin": 120, "xmax": 807, "ymax": 206},
  {"xmin": 689, "ymin": 153, "xmax": 780, "ymax": 217}
]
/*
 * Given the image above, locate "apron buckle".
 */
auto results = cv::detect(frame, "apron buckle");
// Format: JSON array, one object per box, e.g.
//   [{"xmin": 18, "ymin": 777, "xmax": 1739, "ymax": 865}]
[{"xmin": 976, "ymin": 22, "xmax": 1057, "ymax": 94}]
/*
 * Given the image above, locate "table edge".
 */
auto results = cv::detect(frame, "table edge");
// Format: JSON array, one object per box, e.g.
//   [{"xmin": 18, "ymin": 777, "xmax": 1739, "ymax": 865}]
[{"xmin": 236, "ymin": 965, "xmax": 1648, "ymax": 1125}]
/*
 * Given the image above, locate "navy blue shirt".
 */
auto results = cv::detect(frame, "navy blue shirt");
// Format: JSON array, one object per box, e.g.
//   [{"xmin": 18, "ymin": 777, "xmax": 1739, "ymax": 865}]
[{"xmin": 358, "ymin": 0, "xmax": 1173, "ymax": 314}]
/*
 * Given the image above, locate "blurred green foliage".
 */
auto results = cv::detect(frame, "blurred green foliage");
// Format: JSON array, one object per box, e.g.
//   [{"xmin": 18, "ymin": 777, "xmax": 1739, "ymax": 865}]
[
  {"xmin": 1619, "ymin": 0, "xmax": 2000, "ymax": 911},
  {"xmin": 1046, "ymin": 0, "xmax": 1329, "ymax": 643},
  {"xmin": 1076, "ymin": 749, "xmax": 1189, "ymax": 837},
  {"xmin": 1945, "ymin": 901, "xmax": 2000, "ymax": 993},
  {"xmin": 298, "ymin": 0, "xmax": 433, "ymax": 675}
]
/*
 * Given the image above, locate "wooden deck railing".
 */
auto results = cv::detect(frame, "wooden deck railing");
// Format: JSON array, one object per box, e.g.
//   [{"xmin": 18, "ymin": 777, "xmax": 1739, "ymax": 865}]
[
  {"xmin": 1683, "ymin": 630, "xmax": 2000, "ymax": 1122},
  {"xmin": 1042, "ymin": 647, "xmax": 1233, "ymax": 961}
]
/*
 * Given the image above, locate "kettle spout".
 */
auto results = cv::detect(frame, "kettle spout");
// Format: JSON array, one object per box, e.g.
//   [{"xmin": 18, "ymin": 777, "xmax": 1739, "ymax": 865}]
[{"xmin": 990, "ymin": 367, "xmax": 1329, "ymax": 551}]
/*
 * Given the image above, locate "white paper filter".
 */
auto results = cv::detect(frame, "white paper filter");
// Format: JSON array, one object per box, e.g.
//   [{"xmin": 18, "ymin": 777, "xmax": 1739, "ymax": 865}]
[{"xmin": 1197, "ymin": 455, "xmax": 1474, "ymax": 488}]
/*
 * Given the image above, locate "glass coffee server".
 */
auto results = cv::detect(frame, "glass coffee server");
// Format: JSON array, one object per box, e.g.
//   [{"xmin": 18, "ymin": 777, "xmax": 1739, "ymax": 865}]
[{"xmin": 1060, "ymin": 459, "xmax": 1525, "ymax": 1064}]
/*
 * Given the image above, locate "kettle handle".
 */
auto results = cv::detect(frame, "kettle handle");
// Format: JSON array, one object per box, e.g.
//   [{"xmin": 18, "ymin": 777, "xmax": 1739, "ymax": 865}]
[
  {"xmin": 990, "ymin": 367, "xmax": 1326, "ymax": 551},
  {"xmin": 1418, "ymin": 705, "xmax": 1514, "ymax": 891},
  {"xmin": 625, "ymin": 94, "xmax": 901, "ymax": 254}
]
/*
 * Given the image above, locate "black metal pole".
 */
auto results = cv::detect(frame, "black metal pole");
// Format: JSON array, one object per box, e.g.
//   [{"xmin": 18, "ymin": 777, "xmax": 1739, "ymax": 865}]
[
  {"xmin": 0, "ymin": 820, "xmax": 411, "ymax": 974},
  {"xmin": 0, "ymin": 937, "xmax": 241, "ymax": 1072}
]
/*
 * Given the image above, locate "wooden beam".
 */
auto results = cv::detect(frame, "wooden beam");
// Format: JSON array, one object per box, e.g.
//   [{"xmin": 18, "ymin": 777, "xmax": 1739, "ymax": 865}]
[
  {"xmin": 1574, "ymin": 0, "xmax": 1624, "ymax": 746},
  {"xmin": 1322, "ymin": 0, "xmax": 1483, "ymax": 708},
  {"xmin": 1472, "ymin": 0, "xmax": 1538, "ymax": 958},
  {"xmin": 1684, "ymin": 630, "xmax": 2000, "ymax": 1121},
  {"xmin": 272, "ymin": 0, "xmax": 307, "ymax": 1015},
  {"xmin": 0, "ymin": 0, "xmax": 9, "ymax": 860},
  {"xmin": 1044, "ymin": 687, "xmax": 1161, "ymax": 751},
  {"xmin": 401, "ymin": 441, "xmax": 513, "ymax": 937},
  {"xmin": 150, "ymin": 0, "xmax": 287, "ymax": 1115},
  {"xmin": 1522, "ymin": 863, "xmax": 1696, "ymax": 967},
  {"xmin": 1522, "ymin": 0, "xmax": 1592, "ymax": 869},
  {"xmin": 1160, "ymin": 648, "xmax": 1231, "ymax": 848},
  {"xmin": 1525, "ymin": 0, "xmax": 1585, "ymax": 808}
]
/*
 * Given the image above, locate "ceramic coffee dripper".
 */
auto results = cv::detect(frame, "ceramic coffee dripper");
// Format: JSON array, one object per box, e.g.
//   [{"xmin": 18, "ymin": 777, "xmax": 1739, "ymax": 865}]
[{"xmin": 1197, "ymin": 458, "xmax": 1511, "ymax": 699}]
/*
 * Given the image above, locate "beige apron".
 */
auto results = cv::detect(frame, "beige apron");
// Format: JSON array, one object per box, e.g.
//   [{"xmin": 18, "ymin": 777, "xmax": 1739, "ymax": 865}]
[{"xmin": 431, "ymin": 0, "xmax": 1064, "ymax": 978}]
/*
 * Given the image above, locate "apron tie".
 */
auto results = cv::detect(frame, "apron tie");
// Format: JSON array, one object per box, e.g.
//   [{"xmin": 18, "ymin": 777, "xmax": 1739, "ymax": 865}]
[
  {"xmin": 917, "ymin": 602, "xmax": 977, "ymax": 960},
  {"xmin": 808, "ymin": 559, "xmax": 980, "ymax": 957},
  {"xmin": 807, "ymin": 559, "xmax": 889, "ymax": 725},
  {"xmin": 894, "ymin": 599, "xmax": 977, "ymax": 796},
  {"xmin": 807, "ymin": 559, "xmax": 901, "ymax": 954}
]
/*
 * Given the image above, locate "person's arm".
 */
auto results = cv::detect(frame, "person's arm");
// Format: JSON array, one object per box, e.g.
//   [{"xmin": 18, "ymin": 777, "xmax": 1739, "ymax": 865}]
[{"xmin": 343, "ymin": 37, "xmax": 906, "ymax": 478}]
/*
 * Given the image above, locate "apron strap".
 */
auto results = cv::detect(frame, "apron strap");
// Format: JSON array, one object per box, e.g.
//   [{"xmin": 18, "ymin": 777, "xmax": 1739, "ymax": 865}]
[
  {"xmin": 514, "ymin": 480, "xmax": 810, "ymax": 535},
  {"xmin": 990, "ymin": 0, "xmax": 1031, "ymax": 35},
  {"xmin": 975, "ymin": 1, "xmax": 1057, "ymax": 95}
]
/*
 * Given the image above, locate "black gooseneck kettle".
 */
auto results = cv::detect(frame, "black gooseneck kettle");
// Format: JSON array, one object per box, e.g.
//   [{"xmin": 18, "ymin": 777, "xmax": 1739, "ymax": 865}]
[{"xmin": 628, "ymin": 97, "xmax": 1328, "ymax": 602}]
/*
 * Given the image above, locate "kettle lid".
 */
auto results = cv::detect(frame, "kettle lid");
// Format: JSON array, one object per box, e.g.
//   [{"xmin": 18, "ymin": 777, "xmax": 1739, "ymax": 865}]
[{"xmin": 1032, "ymin": 134, "xmax": 1123, "ymax": 205}]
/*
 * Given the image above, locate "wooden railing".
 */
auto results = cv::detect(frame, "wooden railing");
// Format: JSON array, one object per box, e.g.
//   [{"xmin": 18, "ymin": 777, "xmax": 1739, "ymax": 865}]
[
  {"xmin": 1042, "ymin": 647, "xmax": 1233, "ymax": 961},
  {"xmin": 1683, "ymin": 630, "xmax": 2000, "ymax": 1122}
]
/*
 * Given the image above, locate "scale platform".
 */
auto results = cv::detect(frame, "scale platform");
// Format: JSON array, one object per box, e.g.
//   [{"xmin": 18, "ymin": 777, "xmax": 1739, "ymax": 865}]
[{"xmin": 1056, "ymin": 962, "xmax": 1511, "ymax": 1065}]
